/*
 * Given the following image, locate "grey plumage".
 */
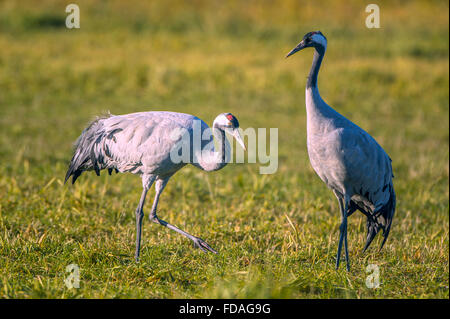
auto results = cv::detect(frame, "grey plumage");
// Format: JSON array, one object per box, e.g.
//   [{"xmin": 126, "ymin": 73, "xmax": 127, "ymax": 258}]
[
  {"xmin": 287, "ymin": 31, "xmax": 396, "ymax": 270},
  {"xmin": 65, "ymin": 111, "xmax": 246, "ymax": 261}
]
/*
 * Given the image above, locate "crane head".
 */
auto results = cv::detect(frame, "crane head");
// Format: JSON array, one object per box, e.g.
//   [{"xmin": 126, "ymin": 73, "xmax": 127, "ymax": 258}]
[
  {"xmin": 214, "ymin": 113, "xmax": 246, "ymax": 151},
  {"xmin": 285, "ymin": 31, "xmax": 327, "ymax": 58}
]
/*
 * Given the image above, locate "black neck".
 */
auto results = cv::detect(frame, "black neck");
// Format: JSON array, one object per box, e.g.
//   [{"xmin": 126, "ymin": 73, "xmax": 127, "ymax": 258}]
[{"xmin": 306, "ymin": 47, "xmax": 325, "ymax": 89}]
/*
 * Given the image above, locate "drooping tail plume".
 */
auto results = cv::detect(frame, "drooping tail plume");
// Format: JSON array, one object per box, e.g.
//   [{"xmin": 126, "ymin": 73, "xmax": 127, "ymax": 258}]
[
  {"xmin": 65, "ymin": 115, "xmax": 112, "ymax": 184},
  {"xmin": 363, "ymin": 184, "xmax": 396, "ymax": 252}
]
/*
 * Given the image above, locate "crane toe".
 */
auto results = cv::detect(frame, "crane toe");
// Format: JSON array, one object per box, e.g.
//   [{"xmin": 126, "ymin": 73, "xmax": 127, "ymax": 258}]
[{"xmin": 193, "ymin": 237, "xmax": 218, "ymax": 254}]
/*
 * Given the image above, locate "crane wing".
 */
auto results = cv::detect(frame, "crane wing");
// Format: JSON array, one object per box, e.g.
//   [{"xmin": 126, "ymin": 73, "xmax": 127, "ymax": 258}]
[
  {"xmin": 101, "ymin": 112, "xmax": 198, "ymax": 175},
  {"xmin": 337, "ymin": 127, "xmax": 395, "ymax": 251},
  {"xmin": 65, "ymin": 111, "xmax": 199, "ymax": 183}
]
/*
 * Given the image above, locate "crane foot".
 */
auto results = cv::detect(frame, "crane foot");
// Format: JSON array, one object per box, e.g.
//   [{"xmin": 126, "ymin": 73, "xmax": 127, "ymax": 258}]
[{"xmin": 193, "ymin": 237, "xmax": 218, "ymax": 254}]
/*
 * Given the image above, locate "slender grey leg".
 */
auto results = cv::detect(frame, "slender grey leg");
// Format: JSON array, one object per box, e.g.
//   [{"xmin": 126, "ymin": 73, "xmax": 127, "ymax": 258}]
[
  {"xmin": 335, "ymin": 196, "xmax": 350, "ymax": 271},
  {"xmin": 135, "ymin": 175, "xmax": 155, "ymax": 262},
  {"xmin": 335, "ymin": 197, "xmax": 344, "ymax": 270},
  {"xmin": 149, "ymin": 177, "xmax": 217, "ymax": 254},
  {"xmin": 343, "ymin": 199, "xmax": 350, "ymax": 271},
  {"xmin": 135, "ymin": 188, "xmax": 148, "ymax": 262}
]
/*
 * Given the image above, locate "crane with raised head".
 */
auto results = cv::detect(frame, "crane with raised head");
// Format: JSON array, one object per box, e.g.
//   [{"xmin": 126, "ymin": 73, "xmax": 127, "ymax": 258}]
[
  {"xmin": 286, "ymin": 31, "xmax": 396, "ymax": 271},
  {"xmin": 65, "ymin": 111, "xmax": 246, "ymax": 262}
]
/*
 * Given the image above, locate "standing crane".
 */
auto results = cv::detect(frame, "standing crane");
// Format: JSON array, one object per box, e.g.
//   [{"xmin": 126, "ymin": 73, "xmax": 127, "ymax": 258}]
[
  {"xmin": 65, "ymin": 111, "xmax": 246, "ymax": 262},
  {"xmin": 286, "ymin": 31, "xmax": 396, "ymax": 270}
]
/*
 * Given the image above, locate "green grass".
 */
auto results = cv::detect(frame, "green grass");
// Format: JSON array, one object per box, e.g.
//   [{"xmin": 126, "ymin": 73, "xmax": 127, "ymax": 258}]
[{"xmin": 0, "ymin": 0, "xmax": 448, "ymax": 298}]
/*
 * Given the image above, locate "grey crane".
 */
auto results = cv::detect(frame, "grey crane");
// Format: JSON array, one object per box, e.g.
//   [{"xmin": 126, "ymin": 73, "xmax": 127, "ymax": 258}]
[
  {"xmin": 286, "ymin": 31, "xmax": 396, "ymax": 270},
  {"xmin": 65, "ymin": 111, "xmax": 246, "ymax": 261}
]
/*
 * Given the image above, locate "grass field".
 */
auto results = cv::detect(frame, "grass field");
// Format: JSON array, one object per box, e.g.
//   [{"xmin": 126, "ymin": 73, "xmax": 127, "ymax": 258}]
[{"xmin": 0, "ymin": 0, "xmax": 448, "ymax": 298}]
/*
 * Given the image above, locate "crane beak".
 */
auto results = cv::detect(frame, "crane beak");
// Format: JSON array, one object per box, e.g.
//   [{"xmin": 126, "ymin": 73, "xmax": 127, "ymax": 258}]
[
  {"xmin": 285, "ymin": 41, "xmax": 306, "ymax": 58},
  {"xmin": 232, "ymin": 129, "xmax": 246, "ymax": 151}
]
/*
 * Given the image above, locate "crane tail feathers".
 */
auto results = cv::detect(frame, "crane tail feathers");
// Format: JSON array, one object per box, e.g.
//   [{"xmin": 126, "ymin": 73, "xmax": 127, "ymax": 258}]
[
  {"xmin": 65, "ymin": 114, "xmax": 114, "ymax": 184},
  {"xmin": 64, "ymin": 168, "xmax": 72, "ymax": 184},
  {"xmin": 379, "ymin": 187, "xmax": 396, "ymax": 251},
  {"xmin": 362, "ymin": 184, "xmax": 396, "ymax": 252},
  {"xmin": 363, "ymin": 226, "xmax": 378, "ymax": 253},
  {"xmin": 71, "ymin": 170, "xmax": 82, "ymax": 184}
]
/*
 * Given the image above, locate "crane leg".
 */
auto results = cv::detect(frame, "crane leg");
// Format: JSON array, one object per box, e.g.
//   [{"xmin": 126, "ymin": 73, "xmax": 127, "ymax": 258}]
[
  {"xmin": 134, "ymin": 176, "xmax": 156, "ymax": 262},
  {"xmin": 335, "ymin": 196, "xmax": 350, "ymax": 271},
  {"xmin": 148, "ymin": 177, "xmax": 218, "ymax": 254}
]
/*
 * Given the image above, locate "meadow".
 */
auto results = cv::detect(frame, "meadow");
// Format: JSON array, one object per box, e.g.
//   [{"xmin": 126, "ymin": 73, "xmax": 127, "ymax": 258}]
[{"xmin": 0, "ymin": 0, "xmax": 448, "ymax": 298}]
